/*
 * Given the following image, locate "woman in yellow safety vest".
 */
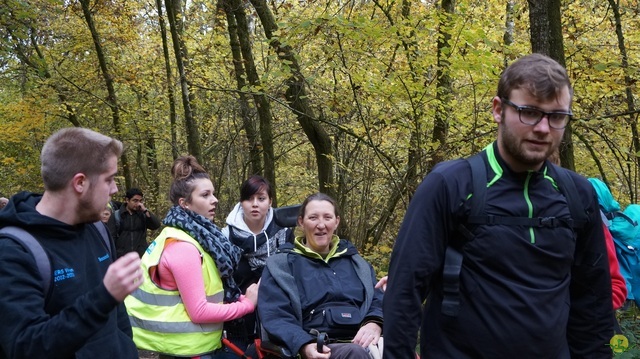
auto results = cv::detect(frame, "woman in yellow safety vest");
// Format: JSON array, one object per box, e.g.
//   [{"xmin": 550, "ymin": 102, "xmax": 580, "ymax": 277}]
[{"xmin": 126, "ymin": 155, "xmax": 257, "ymax": 359}]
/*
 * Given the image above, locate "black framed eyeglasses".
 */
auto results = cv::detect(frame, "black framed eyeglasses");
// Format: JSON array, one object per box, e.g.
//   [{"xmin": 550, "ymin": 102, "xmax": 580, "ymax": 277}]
[{"xmin": 501, "ymin": 98, "xmax": 573, "ymax": 130}]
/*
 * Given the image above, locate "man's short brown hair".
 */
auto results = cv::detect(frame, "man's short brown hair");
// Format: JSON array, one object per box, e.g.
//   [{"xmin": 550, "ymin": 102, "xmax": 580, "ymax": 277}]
[
  {"xmin": 497, "ymin": 53, "xmax": 573, "ymax": 102},
  {"xmin": 40, "ymin": 128, "xmax": 123, "ymax": 191}
]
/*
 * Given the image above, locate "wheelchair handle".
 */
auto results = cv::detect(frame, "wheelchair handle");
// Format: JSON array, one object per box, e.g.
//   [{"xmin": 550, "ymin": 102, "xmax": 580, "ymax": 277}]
[
  {"xmin": 309, "ymin": 329, "xmax": 328, "ymax": 354},
  {"xmin": 273, "ymin": 204, "xmax": 302, "ymax": 228}
]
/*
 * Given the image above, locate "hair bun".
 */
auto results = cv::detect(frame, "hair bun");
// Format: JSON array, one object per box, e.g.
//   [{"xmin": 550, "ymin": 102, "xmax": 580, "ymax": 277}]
[{"xmin": 171, "ymin": 155, "xmax": 206, "ymax": 181}]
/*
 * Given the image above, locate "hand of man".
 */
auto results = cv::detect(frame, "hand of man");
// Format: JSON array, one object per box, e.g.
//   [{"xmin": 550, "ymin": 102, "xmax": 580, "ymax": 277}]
[
  {"xmin": 300, "ymin": 342, "xmax": 331, "ymax": 359},
  {"xmin": 103, "ymin": 251, "xmax": 144, "ymax": 302},
  {"xmin": 352, "ymin": 322, "xmax": 382, "ymax": 347}
]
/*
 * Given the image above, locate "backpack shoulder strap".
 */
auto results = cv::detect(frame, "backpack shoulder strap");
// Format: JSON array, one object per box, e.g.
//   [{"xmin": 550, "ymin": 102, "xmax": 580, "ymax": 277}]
[
  {"xmin": 351, "ymin": 253, "xmax": 374, "ymax": 317},
  {"xmin": 552, "ymin": 165, "xmax": 589, "ymax": 230},
  {"xmin": 92, "ymin": 221, "xmax": 114, "ymax": 257},
  {"xmin": 0, "ymin": 226, "xmax": 52, "ymax": 297},
  {"xmin": 607, "ymin": 210, "xmax": 638, "ymax": 226},
  {"xmin": 467, "ymin": 153, "xmax": 487, "ymax": 219},
  {"xmin": 113, "ymin": 209, "xmax": 122, "ymax": 234},
  {"xmin": 442, "ymin": 153, "xmax": 485, "ymax": 316}
]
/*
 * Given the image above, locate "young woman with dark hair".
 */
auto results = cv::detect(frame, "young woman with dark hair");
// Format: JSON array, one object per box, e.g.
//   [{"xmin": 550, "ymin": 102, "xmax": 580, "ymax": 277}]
[{"xmin": 220, "ymin": 175, "xmax": 292, "ymax": 357}]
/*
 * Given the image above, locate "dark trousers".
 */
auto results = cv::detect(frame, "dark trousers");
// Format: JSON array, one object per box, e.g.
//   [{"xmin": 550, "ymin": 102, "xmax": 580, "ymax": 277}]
[
  {"xmin": 159, "ymin": 353, "xmax": 217, "ymax": 359},
  {"xmin": 327, "ymin": 343, "xmax": 370, "ymax": 359}
]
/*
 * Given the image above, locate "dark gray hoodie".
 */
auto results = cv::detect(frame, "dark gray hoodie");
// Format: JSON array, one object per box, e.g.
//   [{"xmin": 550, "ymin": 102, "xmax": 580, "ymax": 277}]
[{"xmin": 0, "ymin": 191, "xmax": 138, "ymax": 359}]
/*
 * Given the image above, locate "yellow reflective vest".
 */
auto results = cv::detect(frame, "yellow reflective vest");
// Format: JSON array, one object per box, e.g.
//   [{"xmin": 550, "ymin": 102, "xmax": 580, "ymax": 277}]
[{"xmin": 125, "ymin": 227, "xmax": 224, "ymax": 356}]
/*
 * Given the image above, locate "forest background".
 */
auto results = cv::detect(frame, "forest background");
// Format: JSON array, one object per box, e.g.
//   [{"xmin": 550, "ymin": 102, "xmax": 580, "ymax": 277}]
[{"xmin": 2, "ymin": 0, "xmax": 640, "ymax": 344}]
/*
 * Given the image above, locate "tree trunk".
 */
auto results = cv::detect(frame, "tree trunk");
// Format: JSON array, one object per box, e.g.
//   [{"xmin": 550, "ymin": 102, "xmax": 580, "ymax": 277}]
[
  {"xmin": 366, "ymin": 0, "xmax": 424, "ymax": 247},
  {"xmin": 429, "ymin": 0, "xmax": 454, "ymax": 170},
  {"xmin": 228, "ymin": 0, "xmax": 278, "ymax": 205},
  {"xmin": 146, "ymin": 135, "xmax": 160, "ymax": 201},
  {"xmin": 249, "ymin": 0, "xmax": 335, "ymax": 198},
  {"xmin": 528, "ymin": 0, "xmax": 575, "ymax": 170},
  {"xmin": 608, "ymin": 0, "xmax": 639, "ymax": 203},
  {"xmin": 165, "ymin": 0, "xmax": 202, "ymax": 162},
  {"xmin": 155, "ymin": 0, "xmax": 179, "ymax": 160},
  {"xmin": 224, "ymin": 0, "xmax": 261, "ymax": 177},
  {"xmin": 503, "ymin": 0, "xmax": 515, "ymax": 67},
  {"xmin": 79, "ymin": 0, "xmax": 132, "ymax": 187}
]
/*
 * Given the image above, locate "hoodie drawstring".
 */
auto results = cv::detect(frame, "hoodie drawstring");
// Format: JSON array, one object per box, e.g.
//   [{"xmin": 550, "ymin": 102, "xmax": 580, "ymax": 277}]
[
  {"xmin": 265, "ymin": 232, "xmax": 271, "ymax": 257},
  {"xmin": 253, "ymin": 231, "xmax": 270, "ymax": 257},
  {"xmin": 252, "ymin": 233, "xmax": 257, "ymax": 252}
]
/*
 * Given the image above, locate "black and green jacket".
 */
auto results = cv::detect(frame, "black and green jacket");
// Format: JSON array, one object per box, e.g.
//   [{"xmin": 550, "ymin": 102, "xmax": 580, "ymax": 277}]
[{"xmin": 384, "ymin": 142, "xmax": 613, "ymax": 359}]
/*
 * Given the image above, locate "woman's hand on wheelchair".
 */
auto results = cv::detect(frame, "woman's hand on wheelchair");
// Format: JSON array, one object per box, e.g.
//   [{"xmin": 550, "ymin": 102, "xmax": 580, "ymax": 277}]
[
  {"xmin": 352, "ymin": 322, "xmax": 382, "ymax": 348},
  {"xmin": 244, "ymin": 282, "xmax": 259, "ymax": 306},
  {"xmin": 300, "ymin": 342, "xmax": 331, "ymax": 359}
]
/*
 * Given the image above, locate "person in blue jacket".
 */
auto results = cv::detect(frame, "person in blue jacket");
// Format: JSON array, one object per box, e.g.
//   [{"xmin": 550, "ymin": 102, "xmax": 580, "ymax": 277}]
[
  {"xmin": 258, "ymin": 193, "xmax": 383, "ymax": 359},
  {"xmin": 383, "ymin": 54, "xmax": 613, "ymax": 358}
]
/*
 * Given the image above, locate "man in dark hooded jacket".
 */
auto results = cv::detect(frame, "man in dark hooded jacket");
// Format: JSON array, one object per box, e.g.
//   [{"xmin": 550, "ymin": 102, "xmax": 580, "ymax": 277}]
[{"xmin": 0, "ymin": 128, "xmax": 144, "ymax": 359}]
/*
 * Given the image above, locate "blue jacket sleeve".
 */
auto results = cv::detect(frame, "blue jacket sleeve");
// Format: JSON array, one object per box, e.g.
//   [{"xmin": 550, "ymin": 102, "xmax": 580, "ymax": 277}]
[{"xmin": 258, "ymin": 264, "xmax": 314, "ymax": 356}]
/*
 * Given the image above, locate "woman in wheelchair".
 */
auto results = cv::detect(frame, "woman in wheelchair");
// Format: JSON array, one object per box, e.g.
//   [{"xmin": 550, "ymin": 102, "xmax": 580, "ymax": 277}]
[
  {"xmin": 221, "ymin": 175, "xmax": 292, "ymax": 355},
  {"xmin": 125, "ymin": 156, "xmax": 258, "ymax": 359},
  {"xmin": 258, "ymin": 193, "xmax": 383, "ymax": 359}
]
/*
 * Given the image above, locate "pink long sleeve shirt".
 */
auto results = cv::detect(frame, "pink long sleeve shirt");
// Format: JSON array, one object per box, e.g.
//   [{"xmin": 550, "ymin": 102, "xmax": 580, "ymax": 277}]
[{"xmin": 154, "ymin": 240, "xmax": 254, "ymax": 324}]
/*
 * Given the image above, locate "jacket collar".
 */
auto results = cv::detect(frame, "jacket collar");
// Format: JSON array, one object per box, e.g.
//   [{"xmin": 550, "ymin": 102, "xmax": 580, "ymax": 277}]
[{"xmin": 292, "ymin": 235, "xmax": 346, "ymax": 262}]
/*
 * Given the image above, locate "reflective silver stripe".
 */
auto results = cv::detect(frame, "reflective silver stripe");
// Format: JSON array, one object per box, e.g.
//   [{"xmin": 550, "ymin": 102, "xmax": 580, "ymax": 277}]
[
  {"xmin": 130, "ymin": 288, "xmax": 223, "ymax": 306},
  {"xmin": 207, "ymin": 292, "xmax": 224, "ymax": 303},
  {"xmin": 130, "ymin": 316, "xmax": 223, "ymax": 333},
  {"xmin": 130, "ymin": 289, "xmax": 182, "ymax": 306}
]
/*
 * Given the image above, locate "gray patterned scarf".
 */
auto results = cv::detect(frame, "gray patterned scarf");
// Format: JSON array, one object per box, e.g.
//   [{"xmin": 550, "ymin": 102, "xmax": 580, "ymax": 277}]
[{"xmin": 163, "ymin": 205, "xmax": 242, "ymax": 303}]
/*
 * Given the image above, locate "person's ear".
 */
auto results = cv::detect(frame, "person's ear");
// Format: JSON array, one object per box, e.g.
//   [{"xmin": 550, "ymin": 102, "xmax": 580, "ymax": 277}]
[
  {"xmin": 71, "ymin": 173, "xmax": 87, "ymax": 194},
  {"xmin": 492, "ymin": 96, "xmax": 503, "ymax": 124},
  {"xmin": 297, "ymin": 216, "xmax": 304, "ymax": 227},
  {"xmin": 179, "ymin": 198, "xmax": 188, "ymax": 209},
  {"xmin": 335, "ymin": 216, "xmax": 340, "ymax": 228}
]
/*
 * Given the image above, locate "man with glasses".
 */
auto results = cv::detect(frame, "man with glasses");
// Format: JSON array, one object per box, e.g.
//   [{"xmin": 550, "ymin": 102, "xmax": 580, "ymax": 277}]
[
  {"xmin": 384, "ymin": 54, "xmax": 613, "ymax": 358},
  {"xmin": 110, "ymin": 187, "xmax": 161, "ymax": 258}
]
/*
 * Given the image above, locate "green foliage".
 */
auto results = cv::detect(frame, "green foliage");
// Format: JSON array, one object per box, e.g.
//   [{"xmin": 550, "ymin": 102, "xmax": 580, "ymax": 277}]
[
  {"xmin": 0, "ymin": 0, "xmax": 639, "ymax": 270},
  {"xmin": 616, "ymin": 304, "xmax": 640, "ymax": 357}
]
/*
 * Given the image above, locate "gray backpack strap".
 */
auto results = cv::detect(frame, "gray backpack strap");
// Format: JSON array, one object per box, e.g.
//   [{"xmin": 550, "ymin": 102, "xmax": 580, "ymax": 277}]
[
  {"xmin": 92, "ymin": 221, "xmax": 113, "ymax": 257},
  {"xmin": 352, "ymin": 253, "xmax": 374, "ymax": 317},
  {"xmin": 265, "ymin": 253, "xmax": 302, "ymax": 323},
  {"xmin": 113, "ymin": 209, "xmax": 122, "ymax": 234},
  {"xmin": 0, "ymin": 226, "xmax": 52, "ymax": 296}
]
